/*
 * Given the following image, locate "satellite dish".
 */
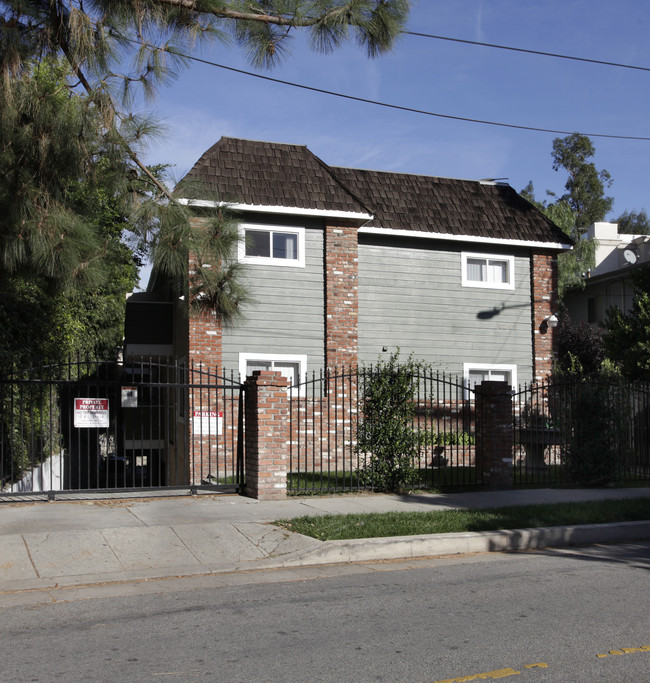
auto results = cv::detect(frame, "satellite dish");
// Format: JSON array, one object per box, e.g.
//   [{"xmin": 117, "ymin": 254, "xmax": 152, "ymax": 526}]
[{"xmin": 624, "ymin": 249, "xmax": 638, "ymax": 264}]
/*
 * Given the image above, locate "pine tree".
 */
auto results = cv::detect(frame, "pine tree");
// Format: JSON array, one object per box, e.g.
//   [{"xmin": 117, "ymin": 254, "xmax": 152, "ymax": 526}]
[
  {"xmin": 0, "ymin": 1, "xmax": 412, "ymax": 335},
  {"xmin": 0, "ymin": 59, "xmax": 141, "ymax": 362}
]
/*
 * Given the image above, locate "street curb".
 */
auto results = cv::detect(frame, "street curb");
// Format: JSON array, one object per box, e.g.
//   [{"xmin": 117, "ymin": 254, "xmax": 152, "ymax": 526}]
[
  {"xmin": 0, "ymin": 521, "xmax": 648, "ymax": 597},
  {"xmin": 277, "ymin": 520, "xmax": 650, "ymax": 566}
]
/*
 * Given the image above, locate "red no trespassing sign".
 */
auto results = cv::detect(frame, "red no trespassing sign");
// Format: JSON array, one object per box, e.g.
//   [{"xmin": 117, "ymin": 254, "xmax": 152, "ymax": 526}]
[{"xmin": 74, "ymin": 398, "xmax": 110, "ymax": 428}]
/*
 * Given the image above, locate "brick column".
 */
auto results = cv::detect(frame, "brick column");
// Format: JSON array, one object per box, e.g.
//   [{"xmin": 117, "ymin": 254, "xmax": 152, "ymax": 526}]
[
  {"xmin": 475, "ymin": 380, "xmax": 514, "ymax": 489},
  {"xmin": 531, "ymin": 252, "xmax": 558, "ymax": 381},
  {"xmin": 187, "ymin": 311, "xmax": 222, "ymax": 486},
  {"xmin": 188, "ymin": 309, "xmax": 222, "ymax": 368},
  {"xmin": 244, "ymin": 371, "xmax": 289, "ymax": 500},
  {"xmin": 188, "ymin": 310, "xmax": 222, "ymax": 369},
  {"xmin": 187, "ymin": 218, "xmax": 223, "ymax": 484},
  {"xmin": 188, "ymin": 217, "xmax": 223, "ymax": 370},
  {"xmin": 324, "ymin": 223, "xmax": 358, "ymax": 369}
]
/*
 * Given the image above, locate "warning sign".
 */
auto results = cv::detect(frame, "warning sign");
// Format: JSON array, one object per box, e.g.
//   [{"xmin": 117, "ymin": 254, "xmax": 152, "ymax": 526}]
[
  {"xmin": 192, "ymin": 410, "xmax": 223, "ymax": 436},
  {"xmin": 74, "ymin": 398, "xmax": 110, "ymax": 428},
  {"xmin": 121, "ymin": 386, "xmax": 138, "ymax": 408}
]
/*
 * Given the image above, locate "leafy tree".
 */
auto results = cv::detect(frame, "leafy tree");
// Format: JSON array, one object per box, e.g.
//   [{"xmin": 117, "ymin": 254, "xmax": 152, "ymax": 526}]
[
  {"xmin": 522, "ymin": 132, "xmax": 612, "ymax": 300},
  {"xmin": 600, "ymin": 262, "xmax": 650, "ymax": 381},
  {"xmin": 604, "ymin": 290, "xmax": 650, "ymax": 381},
  {"xmin": 555, "ymin": 312, "xmax": 606, "ymax": 376},
  {"xmin": 0, "ymin": 59, "xmax": 114, "ymax": 291},
  {"xmin": 557, "ymin": 237, "xmax": 596, "ymax": 299},
  {"xmin": 551, "ymin": 133, "xmax": 613, "ymax": 229},
  {"xmin": 616, "ymin": 209, "xmax": 650, "ymax": 235},
  {"xmin": 551, "ymin": 314, "xmax": 625, "ymax": 486},
  {"xmin": 558, "ymin": 374, "xmax": 625, "ymax": 486},
  {"xmin": 520, "ymin": 181, "xmax": 593, "ymax": 298}
]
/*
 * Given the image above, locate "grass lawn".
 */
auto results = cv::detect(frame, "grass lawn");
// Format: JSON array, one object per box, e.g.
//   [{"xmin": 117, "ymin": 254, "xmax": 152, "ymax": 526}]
[
  {"xmin": 287, "ymin": 467, "xmax": 481, "ymax": 493},
  {"xmin": 275, "ymin": 497, "xmax": 650, "ymax": 541},
  {"xmin": 287, "ymin": 467, "xmax": 648, "ymax": 494}
]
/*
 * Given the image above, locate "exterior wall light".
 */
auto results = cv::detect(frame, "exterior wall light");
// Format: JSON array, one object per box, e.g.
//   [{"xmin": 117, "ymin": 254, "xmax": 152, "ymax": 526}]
[{"xmin": 546, "ymin": 314, "xmax": 559, "ymax": 328}]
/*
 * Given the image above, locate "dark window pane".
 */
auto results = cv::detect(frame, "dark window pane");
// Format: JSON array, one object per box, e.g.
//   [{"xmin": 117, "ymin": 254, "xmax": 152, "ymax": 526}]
[
  {"xmin": 245, "ymin": 230, "xmax": 270, "ymax": 257},
  {"xmin": 587, "ymin": 297, "xmax": 596, "ymax": 323}
]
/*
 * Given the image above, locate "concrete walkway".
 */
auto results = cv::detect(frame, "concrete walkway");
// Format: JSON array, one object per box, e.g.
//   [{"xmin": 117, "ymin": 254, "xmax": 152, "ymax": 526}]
[{"xmin": 1, "ymin": 487, "xmax": 649, "ymax": 597}]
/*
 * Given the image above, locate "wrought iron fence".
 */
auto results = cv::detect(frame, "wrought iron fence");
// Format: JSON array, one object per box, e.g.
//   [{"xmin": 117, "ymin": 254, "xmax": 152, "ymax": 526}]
[
  {"xmin": 513, "ymin": 376, "xmax": 650, "ymax": 486},
  {"xmin": 7, "ymin": 356, "xmax": 648, "ymax": 500},
  {"xmin": 287, "ymin": 367, "xmax": 478, "ymax": 494},
  {"xmin": 0, "ymin": 357, "xmax": 243, "ymax": 499},
  {"xmin": 289, "ymin": 369, "xmax": 650, "ymax": 495}
]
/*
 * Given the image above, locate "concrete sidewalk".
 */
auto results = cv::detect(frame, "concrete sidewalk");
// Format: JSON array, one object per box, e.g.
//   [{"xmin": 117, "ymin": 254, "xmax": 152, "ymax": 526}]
[{"xmin": 1, "ymin": 487, "xmax": 650, "ymax": 597}]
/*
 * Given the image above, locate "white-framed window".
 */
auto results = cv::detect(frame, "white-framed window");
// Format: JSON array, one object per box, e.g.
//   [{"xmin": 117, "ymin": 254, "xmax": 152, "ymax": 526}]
[
  {"xmin": 461, "ymin": 252, "xmax": 514, "ymax": 289},
  {"xmin": 464, "ymin": 363, "xmax": 517, "ymax": 394},
  {"xmin": 239, "ymin": 353, "xmax": 307, "ymax": 393},
  {"xmin": 238, "ymin": 224, "xmax": 305, "ymax": 268}
]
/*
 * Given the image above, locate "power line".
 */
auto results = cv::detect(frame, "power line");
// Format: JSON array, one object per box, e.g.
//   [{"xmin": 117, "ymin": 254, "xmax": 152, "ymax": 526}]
[
  {"xmin": 170, "ymin": 50, "xmax": 650, "ymax": 141},
  {"xmin": 405, "ymin": 31, "xmax": 650, "ymax": 73}
]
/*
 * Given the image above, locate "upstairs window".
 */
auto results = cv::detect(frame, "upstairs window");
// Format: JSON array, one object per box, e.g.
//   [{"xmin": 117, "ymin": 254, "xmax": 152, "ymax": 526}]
[
  {"xmin": 239, "ymin": 225, "xmax": 305, "ymax": 267},
  {"xmin": 462, "ymin": 253, "xmax": 514, "ymax": 290}
]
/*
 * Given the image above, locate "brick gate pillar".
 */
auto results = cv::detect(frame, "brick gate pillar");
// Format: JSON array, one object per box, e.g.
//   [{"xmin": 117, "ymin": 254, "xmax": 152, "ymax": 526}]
[
  {"xmin": 244, "ymin": 371, "xmax": 289, "ymax": 500},
  {"xmin": 475, "ymin": 380, "xmax": 514, "ymax": 489}
]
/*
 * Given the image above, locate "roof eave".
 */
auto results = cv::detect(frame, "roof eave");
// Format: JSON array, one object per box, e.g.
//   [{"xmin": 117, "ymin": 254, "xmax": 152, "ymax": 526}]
[
  {"xmin": 359, "ymin": 226, "xmax": 573, "ymax": 251},
  {"xmin": 177, "ymin": 198, "xmax": 373, "ymax": 222}
]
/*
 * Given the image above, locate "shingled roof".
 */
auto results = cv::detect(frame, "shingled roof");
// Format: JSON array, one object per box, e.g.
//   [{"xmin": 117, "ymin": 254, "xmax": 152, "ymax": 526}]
[
  {"xmin": 180, "ymin": 137, "xmax": 371, "ymax": 216},
  {"xmin": 181, "ymin": 137, "xmax": 571, "ymax": 247}
]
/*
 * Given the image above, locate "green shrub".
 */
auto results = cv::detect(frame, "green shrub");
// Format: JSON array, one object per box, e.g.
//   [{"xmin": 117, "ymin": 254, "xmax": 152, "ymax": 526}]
[
  {"xmin": 356, "ymin": 352, "xmax": 422, "ymax": 492},
  {"xmin": 557, "ymin": 375, "xmax": 631, "ymax": 485}
]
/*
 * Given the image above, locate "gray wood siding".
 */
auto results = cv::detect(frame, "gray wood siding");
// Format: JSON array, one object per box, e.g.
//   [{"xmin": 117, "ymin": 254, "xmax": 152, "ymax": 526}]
[
  {"xmin": 221, "ymin": 220, "xmax": 324, "ymax": 374},
  {"xmin": 358, "ymin": 242, "xmax": 533, "ymax": 385}
]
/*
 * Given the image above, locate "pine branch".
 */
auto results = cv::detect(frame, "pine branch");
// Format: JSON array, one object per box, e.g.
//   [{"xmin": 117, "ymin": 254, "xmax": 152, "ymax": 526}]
[
  {"xmin": 49, "ymin": 1, "xmax": 176, "ymax": 202},
  {"xmin": 151, "ymin": 1, "xmax": 334, "ymax": 26}
]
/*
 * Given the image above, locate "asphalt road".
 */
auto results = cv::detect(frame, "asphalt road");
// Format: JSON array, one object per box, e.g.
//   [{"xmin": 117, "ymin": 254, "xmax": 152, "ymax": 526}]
[{"xmin": 1, "ymin": 542, "xmax": 649, "ymax": 682}]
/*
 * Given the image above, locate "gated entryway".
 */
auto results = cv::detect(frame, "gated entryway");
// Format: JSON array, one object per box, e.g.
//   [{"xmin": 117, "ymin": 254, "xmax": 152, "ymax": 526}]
[
  {"xmin": 0, "ymin": 358, "xmax": 243, "ymax": 499},
  {"xmin": 6, "ymin": 360, "xmax": 650, "ymax": 501}
]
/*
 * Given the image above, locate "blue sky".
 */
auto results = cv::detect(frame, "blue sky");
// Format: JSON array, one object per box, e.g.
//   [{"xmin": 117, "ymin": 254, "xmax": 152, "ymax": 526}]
[{"xmin": 140, "ymin": 0, "xmax": 650, "ymax": 220}]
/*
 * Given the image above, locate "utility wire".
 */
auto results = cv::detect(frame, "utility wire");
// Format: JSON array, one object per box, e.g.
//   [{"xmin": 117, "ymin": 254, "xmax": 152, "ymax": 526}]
[
  {"xmin": 405, "ymin": 31, "xmax": 650, "ymax": 73},
  {"xmin": 167, "ymin": 49, "xmax": 650, "ymax": 141}
]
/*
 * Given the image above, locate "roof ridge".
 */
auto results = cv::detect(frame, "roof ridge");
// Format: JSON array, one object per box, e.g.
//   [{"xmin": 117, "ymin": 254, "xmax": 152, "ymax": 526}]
[
  {"xmin": 219, "ymin": 135, "xmax": 309, "ymax": 150},
  {"xmin": 331, "ymin": 165, "xmax": 491, "ymax": 186}
]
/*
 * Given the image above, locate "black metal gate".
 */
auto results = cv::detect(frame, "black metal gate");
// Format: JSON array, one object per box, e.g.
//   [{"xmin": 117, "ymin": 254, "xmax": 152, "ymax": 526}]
[{"xmin": 0, "ymin": 357, "xmax": 244, "ymax": 499}]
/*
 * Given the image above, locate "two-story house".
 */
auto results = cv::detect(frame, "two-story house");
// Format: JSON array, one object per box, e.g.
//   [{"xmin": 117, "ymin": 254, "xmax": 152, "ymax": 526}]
[{"xmin": 132, "ymin": 136, "xmax": 572, "ymax": 389}]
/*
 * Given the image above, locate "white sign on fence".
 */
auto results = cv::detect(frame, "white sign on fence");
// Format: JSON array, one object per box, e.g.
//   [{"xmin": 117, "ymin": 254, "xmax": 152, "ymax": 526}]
[
  {"xmin": 121, "ymin": 386, "xmax": 138, "ymax": 408},
  {"xmin": 74, "ymin": 398, "xmax": 110, "ymax": 428},
  {"xmin": 192, "ymin": 410, "xmax": 223, "ymax": 436}
]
